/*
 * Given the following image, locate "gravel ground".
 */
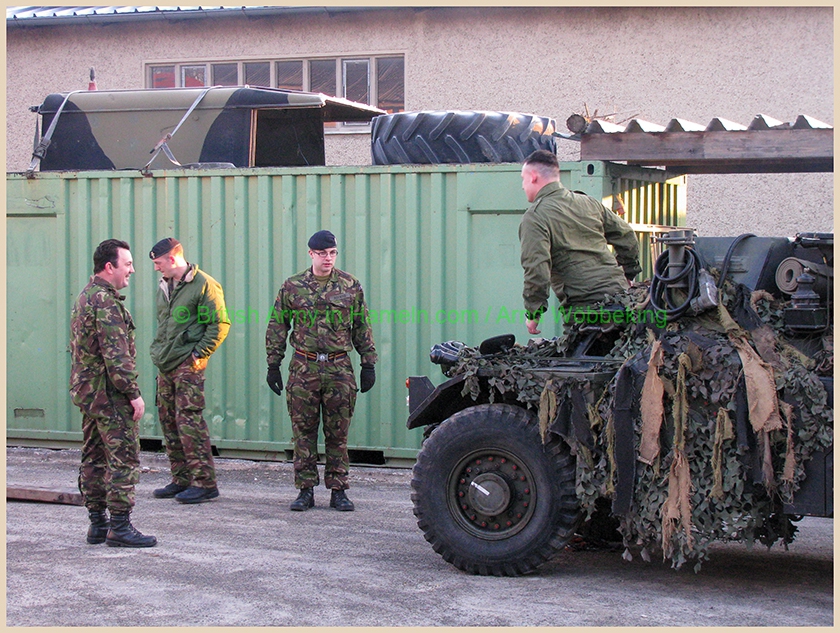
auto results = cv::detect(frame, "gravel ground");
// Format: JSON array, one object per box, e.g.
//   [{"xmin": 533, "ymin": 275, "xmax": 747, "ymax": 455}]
[{"xmin": 6, "ymin": 446, "xmax": 834, "ymax": 627}]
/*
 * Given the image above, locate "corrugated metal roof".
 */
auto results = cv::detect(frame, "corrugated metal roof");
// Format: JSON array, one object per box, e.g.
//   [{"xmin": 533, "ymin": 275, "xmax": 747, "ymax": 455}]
[
  {"xmin": 6, "ymin": 5, "xmax": 368, "ymax": 24},
  {"xmin": 573, "ymin": 113, "xmax": 833, "ymax": 174},
  {"xmin": 8, "ymin": 6, "xmax": 228, "ymax": 19},
  {"xmin": 583, "ymin": 113, "xmax": 832, "ymax": 134}
]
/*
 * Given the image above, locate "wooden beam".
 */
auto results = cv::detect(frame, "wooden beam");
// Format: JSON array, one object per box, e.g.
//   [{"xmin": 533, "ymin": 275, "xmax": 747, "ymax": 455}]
[
  {"xmin": 580, "ymin": 128, "xmax": 833, "ymax": 174},
  {"xmin": 7, "ymin": 485, "xmax": 84, "ymax": 505},
  {"xmin": 643, "ymin": 160, "xmax": 833, "ymax": 174}
]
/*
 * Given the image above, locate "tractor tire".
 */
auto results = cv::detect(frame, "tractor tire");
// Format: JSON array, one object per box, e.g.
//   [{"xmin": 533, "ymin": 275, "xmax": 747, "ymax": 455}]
[
  {"xmin": 371, "ymin": 111, "xmax": 557, "ymax": 165},
  {"xmin": 410, "ymin": 404, "xmax": 580, "ymax": 576}
]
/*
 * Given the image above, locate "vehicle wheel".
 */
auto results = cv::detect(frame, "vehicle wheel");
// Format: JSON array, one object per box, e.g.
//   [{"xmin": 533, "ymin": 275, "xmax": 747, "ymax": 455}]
[
  {"xmin": 371, "ymin": 111, "xmax": 557, "ymax": 165},
  {"xmin": 411, "ymin": 404, "xmax": 580, "ymax": 576}
]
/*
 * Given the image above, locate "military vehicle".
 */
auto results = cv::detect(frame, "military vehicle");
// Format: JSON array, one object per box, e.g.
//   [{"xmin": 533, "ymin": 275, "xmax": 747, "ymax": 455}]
[
  {"xmin": 28, "ymin": 86, "xmax": 385, "ymax": 173},
  {"xmin": 406, "ymin": 230, "xmax": 833, "ymax": 575}
]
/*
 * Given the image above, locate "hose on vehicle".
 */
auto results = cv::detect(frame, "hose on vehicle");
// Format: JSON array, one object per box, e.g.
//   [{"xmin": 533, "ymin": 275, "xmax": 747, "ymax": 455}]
[
  {"xmin": 648, "ymin": 246, "xmax": 702, "ymax": 320},
  {"xmin": 716, "ymin": 233, "xmax": 756, "ymax": 289},
  {"xmin": 650, "ymin": 232, "xmax": 754, "ymax": 321}
]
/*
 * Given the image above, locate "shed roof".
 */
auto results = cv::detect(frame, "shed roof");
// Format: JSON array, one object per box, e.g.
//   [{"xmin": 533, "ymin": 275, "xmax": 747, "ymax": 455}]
[
  {"xmin": 6, "ymin": 5, "xmax": 367, "ymax": 26},
  {"xmin": 571, "ymin": 114, "xmax": 833, "ymax": 174}
]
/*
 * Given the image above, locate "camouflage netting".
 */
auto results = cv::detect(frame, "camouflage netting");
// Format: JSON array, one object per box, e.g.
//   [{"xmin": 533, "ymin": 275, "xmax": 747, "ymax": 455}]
[{"xmin": 449, "ymin": 277, "xmax": 833, "ymax": 571}]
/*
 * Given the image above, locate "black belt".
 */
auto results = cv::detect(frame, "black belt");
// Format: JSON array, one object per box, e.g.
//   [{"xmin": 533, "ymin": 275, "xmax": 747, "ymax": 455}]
[{"xmin": 294, "ymin": 349, "xmax": 348, "ymax": 362}]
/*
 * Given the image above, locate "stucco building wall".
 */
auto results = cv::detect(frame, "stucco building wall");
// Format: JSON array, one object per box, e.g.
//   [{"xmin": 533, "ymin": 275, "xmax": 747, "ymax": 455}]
[{"xmin": 6, "ymin": 6, "xmax": 833, "ymax": 236}]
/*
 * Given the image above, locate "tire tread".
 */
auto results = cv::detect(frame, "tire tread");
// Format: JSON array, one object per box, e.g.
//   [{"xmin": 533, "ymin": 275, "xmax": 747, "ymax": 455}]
[{"xmin": 371, "ymin": 111, "xmax": 556, "ymax": 165}]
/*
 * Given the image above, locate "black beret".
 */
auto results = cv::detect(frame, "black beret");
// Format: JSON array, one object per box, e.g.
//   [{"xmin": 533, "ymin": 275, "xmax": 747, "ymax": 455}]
[
  {"xmin": 149, "ymin": 237, "xmax": 180, "ymax": 259},
  {"xmin": 308, "ymin": 230, "xmax": 337, "ymax": 250}
]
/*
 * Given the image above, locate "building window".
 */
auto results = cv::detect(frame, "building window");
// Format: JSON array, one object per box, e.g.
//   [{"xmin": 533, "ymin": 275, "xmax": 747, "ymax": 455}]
[
  {"xmin": 276, "ymin": 61, "xmax": 303, "ymax": 91},
  {"xmin": 244, "ymin": 61, "xmax": 270, "ymax": 87},
  {"xmin": 151, "ymin": 66, "xmax": 175, "ymax": 89},
  {"xmin": 181, "ymin": 65, "xmax": 206, "ymax": 88},
  {"xmin": 343, "ymin": 59, "xmax": 370, "ymax": 105},
  {"xmin": 309, "ymin": 59, "xmax": 337, "ymax": 96},
  {"xmin": 147, "ymin": 54, "xmax": 405, "ymax": 122},
  {"xmin": 212, "ymin": 63, "xmax": 238, "ymax": 86},
  {"xmin": 376, "ymin": 57, "xmax": 404, "ymax": 113}
]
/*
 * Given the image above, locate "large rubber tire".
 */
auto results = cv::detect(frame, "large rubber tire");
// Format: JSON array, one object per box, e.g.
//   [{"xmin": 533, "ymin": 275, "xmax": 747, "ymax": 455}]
[
  {"xmin": 371, "ymin": 111, "xmax": 557, "ymax": 165},
  {"xmin": 411, "ymin": 404, "xmax": 580, "ymax": 576}
]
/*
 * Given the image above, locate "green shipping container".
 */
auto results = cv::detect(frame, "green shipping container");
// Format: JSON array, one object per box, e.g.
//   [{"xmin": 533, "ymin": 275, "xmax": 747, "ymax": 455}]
[{"xmin": 6, "ymin": 162, "xmax": 685, "ymax": 464}]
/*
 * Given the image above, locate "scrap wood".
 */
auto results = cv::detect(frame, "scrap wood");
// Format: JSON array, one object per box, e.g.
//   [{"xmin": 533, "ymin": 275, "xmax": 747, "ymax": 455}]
[{"xmin": 7, "ymin": 485, "xmax": 84, "ymax": 505}]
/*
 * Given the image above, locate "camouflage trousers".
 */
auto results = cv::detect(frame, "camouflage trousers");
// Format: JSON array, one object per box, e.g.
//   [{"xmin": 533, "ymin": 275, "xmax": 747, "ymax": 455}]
[
  {"xmin": 156, "ymin": 357, "xmax": 216, "ymax": 488},
  {"xmin": 77, "ymin": 387, "xmax": 140, "ymax": 514},
  {"xmin": 286, "ymin": 354, "xmax": 357, "ymax": 490}
]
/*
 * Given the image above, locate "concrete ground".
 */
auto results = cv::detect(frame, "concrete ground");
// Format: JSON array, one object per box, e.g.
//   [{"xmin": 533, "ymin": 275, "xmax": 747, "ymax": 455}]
[{"xmin": 6, "ymin": 446, "xmax": 834, "ymax": 627}]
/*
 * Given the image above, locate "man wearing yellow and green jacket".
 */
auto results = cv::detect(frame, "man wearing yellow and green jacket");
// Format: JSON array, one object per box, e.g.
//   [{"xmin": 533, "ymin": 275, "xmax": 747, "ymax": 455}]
[
  {"xmin": 519, "ymin": 150, "xmax": 641, "ymax": 335},
  {"xmin": 149, "ymin": 237, "xmax": 230, "ymax": 504}
]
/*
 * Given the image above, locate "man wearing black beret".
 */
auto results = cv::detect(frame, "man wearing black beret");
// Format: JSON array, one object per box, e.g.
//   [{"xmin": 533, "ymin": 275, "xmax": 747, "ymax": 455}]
[
  {"xmin": 265, "ymin": 229, "xmax": 377, "ymax": 512},
  {"xmin": 148, "ymin": 237, "xmax": 230, "ymax": 504}
]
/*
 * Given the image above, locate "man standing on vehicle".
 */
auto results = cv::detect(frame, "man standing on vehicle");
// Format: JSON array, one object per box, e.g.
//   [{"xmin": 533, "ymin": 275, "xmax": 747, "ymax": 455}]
[
  {"xmin": 149, "ymin": 238, "xmax": 230, "ymax": 504},
  {"xmin": 519, "ymin": 149, "xmax": 641, "ymax": 334},
  {"xmin": 265, "ymin": 230, "xmax": 377, "ymax": 512},
  {"xmin": 70, "ymin": 239, "xmax": 156, "ymax": 547}
]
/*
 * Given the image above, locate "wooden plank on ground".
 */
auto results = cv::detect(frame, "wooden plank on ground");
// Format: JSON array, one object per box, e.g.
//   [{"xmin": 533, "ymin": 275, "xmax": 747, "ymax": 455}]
[{"xmin": 7, "ymin": 485, "xmax": 84, "ymax": 506}]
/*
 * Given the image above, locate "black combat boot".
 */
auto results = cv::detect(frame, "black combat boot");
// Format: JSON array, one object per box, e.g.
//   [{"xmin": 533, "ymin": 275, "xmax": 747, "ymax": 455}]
[
  {"xmin": 106, "ymin": 513, "xmax": 157, "ymax": 548},
  {"xmin": 330, "ymin": 489, "xmax": 355, "ymax": 512},
  {"xmin": 86, "ymin": 510, "xmax": 109, "ymax": 544},
  {"xmin": 290, "ymin": 487, "xmax": 314, "ymax": 511},
  {"xmin": 174, "ymin": 485, "xmax": 220, "ymax": 504},
  {"xmin": 153, "ymin": 482, "xmax": 189, "ymax": 498}
]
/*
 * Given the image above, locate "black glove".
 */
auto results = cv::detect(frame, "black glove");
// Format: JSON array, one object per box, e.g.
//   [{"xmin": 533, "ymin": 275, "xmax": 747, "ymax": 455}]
[
  {"xmin": 266, "ymin": 365, "xmax": 283, "ymax": 396},
  {"xmin": 360, "ymin": 363, "xmax": 376, "ymax": 393}
]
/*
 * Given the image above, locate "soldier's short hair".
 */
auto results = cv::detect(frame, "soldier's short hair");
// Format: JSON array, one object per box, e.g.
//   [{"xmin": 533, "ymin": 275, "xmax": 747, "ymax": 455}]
[
  {"xmin": 524, "ymin": 149, "xmax": 560, "ymax": 180},
  {"xmin": 93, "ymin": 239, "xmax": 131, "ymax": 273}
]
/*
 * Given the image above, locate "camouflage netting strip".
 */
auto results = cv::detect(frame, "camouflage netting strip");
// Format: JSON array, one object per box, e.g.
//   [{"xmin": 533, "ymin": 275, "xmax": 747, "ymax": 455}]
[
  {"xmin": 710, "ymin": 407, "xmax": 734, "ymax": 500},
  {"xmin": 538, "ymin": 379, "xmax": 557, "ymax": 443},
  {"xmin": 660, "ymin": 352, "xmax": 694, "ymax": 557},
  {"xmin": 449, "ymin": 278, "xmax": 833, "ymax": 571},
  {"xmin": 639, "ymin": 339, "xmax": 665, "ymax": 465}
]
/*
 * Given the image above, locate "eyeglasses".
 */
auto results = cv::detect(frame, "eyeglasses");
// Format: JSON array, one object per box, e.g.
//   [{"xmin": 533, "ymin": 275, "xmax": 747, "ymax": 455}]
[{"xmin": 313, "ymin": 249, "xmax": 338, "ymax": 259}]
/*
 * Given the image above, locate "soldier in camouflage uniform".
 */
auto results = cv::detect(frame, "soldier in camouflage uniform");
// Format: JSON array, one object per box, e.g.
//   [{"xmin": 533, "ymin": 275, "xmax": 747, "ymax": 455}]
[
  {"xmin": 266, "ymin": 230, "xmax": 377, "ymax": 512},
  {"xmin": 70, "ymin": 239, "xmax": 156, "ymax": 547},
  {"xmin": 519, "ymin": 149, "xmax": 641, "ymax": 335},
  {"xmin": 149, "ymin": 238, "xmax": 230, "ymax": 504}
]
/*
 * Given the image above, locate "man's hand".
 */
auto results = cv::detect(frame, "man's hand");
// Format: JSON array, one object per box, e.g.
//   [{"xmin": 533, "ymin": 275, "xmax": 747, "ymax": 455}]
[
  {"xmin": 360, "ymin": 364, "xmax": 376, "ymax": 393},
  {"xmin": 266, "ymin": 365, "xmax": 283, "ymax": 396},
  {"xmin": 526, "ymin": 319, "xmax": 541, "ymax": 335},
  {"xmin": 190, "ymin": 352, "xmax": 208, "ymax": 371},
  {"xmin": 130, "ymin": 396, "xmax": 145, "ymax": 422}
]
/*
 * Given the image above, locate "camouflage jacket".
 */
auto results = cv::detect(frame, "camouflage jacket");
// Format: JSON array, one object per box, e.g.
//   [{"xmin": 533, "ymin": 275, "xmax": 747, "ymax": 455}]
[
  {"xmin": 69, "ymin": 276, "xmax": 140, "ymax": 406},
  {"xmin": 519, "ymin": 181, "xmax": 641, "ymax": 315},
  {"xmin": 150, "ymin": 264, "xmax": 230, "ymax": 374},
  {"xmin": 266, "ymin": 267, "xmax": 377, "ymax": 367}
]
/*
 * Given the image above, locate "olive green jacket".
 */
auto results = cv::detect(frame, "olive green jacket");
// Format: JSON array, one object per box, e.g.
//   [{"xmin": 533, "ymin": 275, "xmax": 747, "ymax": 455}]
[
  {"xmin": 519, "ymin": 181, "xmax": 641, "ymax": 315},
  {"xmin": 150, "ymin": 264, "xmax": 230, "ymax": 373}
]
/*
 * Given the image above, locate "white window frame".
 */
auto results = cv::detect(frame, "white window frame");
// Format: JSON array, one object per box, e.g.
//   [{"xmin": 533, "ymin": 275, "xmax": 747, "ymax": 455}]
[{"xmin": 146, "ymin": 54, "xmax": 404, "ymax": 132}]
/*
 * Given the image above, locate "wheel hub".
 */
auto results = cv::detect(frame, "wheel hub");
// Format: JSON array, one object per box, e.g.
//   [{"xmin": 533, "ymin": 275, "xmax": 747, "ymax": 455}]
[
  {"xmin": 467, "ymin": 473, "xmax": 510, "ymax": 516},
  {"xmin": 448, "ymin": 450, "xmax": 536, "ymax": 540}
]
